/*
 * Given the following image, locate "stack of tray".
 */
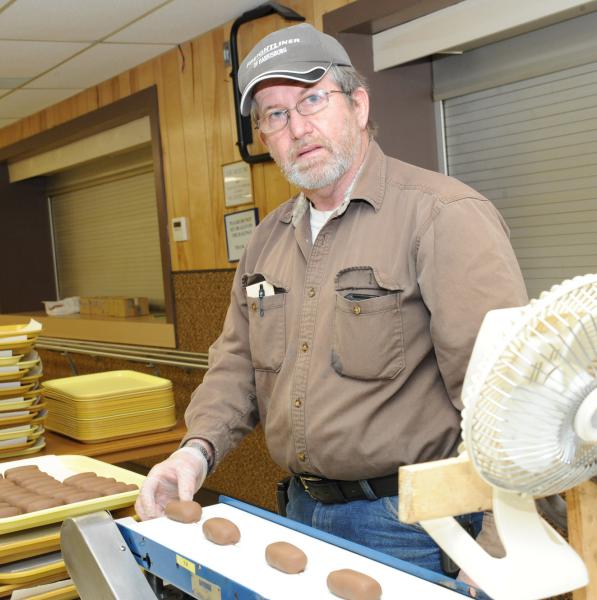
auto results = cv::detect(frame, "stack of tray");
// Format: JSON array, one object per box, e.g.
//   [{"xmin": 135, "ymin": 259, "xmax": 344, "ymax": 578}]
[
  {"xmin": 0, "ymin": 321, "xmax": 46, "ymax": 459},
  {"xmin": 42, "ymin": 370, "xmax": 175, "ymax": 443},
  {"xmin": 0, "ymin": 455, "xmax": 144, "ymax": 598}
]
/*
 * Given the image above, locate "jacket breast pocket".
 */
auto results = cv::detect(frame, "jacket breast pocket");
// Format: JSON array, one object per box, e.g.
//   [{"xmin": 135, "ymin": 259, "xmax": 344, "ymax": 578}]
[
  {"xmin": 332, "ymin": 266, "xmax": 404, "ymax": 380},
  {"xmin": 244, "ymin": 273, "xmax": 287, "ymax": 372}
]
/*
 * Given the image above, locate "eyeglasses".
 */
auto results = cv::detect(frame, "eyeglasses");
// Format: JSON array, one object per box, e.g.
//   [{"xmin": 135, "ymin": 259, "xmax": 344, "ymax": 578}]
[{"xmin": 256, "ymin": 89, "xmax": 350, "ymax": 135}]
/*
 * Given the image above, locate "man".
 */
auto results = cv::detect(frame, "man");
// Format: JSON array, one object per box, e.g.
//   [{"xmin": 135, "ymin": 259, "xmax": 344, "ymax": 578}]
[{"xmin": 136, "ymin": 22, "xmax": 527, "ymax": 581}]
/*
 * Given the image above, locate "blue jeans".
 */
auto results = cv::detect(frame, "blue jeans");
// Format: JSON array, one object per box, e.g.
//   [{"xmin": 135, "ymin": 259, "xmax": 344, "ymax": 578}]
[{"xmin": 286, "ymin": 477, "xmax": 486, "ymax": 595}]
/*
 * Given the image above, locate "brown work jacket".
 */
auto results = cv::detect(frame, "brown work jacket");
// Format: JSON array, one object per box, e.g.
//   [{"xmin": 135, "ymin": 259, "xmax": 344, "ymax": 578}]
[{"xmin": 183, "ymin": 141, "xmax": 528, "ymax": 479}]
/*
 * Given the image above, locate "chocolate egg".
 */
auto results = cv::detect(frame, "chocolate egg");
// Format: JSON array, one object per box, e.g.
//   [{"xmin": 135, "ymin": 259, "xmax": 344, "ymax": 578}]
[
  {"xmin": 76, "ymin": 477, "xmax": 117, "ymax": 491},
  {"xmin": 0, "ymin": 506, "xmax": 22, "ymax": 517},
  {"xmin": 327, "ymin": 569, "xmax": 382, "ymax": 600},
  {"xmin": 23, "ymin": 497, "xmax": 64, "ymax": 512},
  {"xmin": 3, "ymin": 465, "xmax": 40, "ymax": 479},
  {"xmin": 100, "ymin": 483, "xmax": 138, "ymax": 496},
  {"xmin": 265, "ymin": 541, "xmax": 308, "ymax": 574},
  {"xmin": 62, "ymin": 472, "xmax": 98, "ymax": 485},
  {"xmin": 165, "ymin": 500, "xmax": 202, "ymax": 523},
  {"xmin": 202, "ymin": 517, "xmax": 240, "ymax": 545},
  {"xmin": 60, "ymin": 490, "xmax": 101, "ymax": 503}
]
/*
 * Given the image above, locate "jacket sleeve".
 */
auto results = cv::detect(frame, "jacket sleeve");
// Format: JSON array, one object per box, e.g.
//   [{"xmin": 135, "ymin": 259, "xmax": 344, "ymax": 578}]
[
  {"xmin": 182, "ymin": 251, "xmax": 258, "ymax": 468},
  {"xmin": 416, "ymin": 196, "xmax": 528, "ymax": 411}
]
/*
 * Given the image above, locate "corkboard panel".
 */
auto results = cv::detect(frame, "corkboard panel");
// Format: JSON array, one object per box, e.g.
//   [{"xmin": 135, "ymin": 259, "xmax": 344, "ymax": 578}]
[
  {"xmin": 173, "ymin": 270, "xmax": 234, "ymax": 352},
  {"xmin": 204, "ymin": 426, "xmax": 289, "ymax": 513}
]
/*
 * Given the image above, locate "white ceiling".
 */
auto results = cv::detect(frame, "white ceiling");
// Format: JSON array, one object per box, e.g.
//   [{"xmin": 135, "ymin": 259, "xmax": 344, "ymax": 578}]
[{"xmin": 0, "ymin": 0, "xmax": 266, "ymax": 128}]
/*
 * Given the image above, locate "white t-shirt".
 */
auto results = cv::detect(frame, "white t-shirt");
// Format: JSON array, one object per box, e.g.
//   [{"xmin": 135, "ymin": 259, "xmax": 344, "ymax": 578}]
[{"xmin": 310, "ymin": 205, "xmax": 335, "ymax": 241}]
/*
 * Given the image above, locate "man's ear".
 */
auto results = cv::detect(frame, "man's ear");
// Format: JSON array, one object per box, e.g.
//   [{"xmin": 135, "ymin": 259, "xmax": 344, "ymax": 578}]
[{"xmin": 351, "ymin": 87, "xmax": 370, "ymax": 131}]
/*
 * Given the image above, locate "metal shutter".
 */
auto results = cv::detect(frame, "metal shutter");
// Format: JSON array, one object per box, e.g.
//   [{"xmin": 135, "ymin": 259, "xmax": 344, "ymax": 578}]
[
  {"xmin": 49, "ymin": 158, "xmax": 165, "ymax": 309},
  {"xmin": 443, "ymin": 61, "xmax": 597, "ymax": 299}
]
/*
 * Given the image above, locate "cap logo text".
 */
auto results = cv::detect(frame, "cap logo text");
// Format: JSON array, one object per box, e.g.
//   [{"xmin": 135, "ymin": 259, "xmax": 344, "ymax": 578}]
[{"xmin": 246, "ymin": 37, "xmax": 301, "ymax": 70}]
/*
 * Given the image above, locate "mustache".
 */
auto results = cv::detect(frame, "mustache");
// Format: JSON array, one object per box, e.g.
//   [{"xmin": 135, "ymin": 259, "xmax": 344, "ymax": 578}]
[{"xmin": 289, "ymin": 138, "xmax": 331, "ymax": 161}]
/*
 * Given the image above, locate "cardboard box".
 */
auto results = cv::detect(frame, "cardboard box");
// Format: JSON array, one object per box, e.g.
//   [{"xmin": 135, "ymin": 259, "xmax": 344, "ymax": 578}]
[{"xmin": 79, "ymin": 296, "xmax": 150, "ymax": 318}]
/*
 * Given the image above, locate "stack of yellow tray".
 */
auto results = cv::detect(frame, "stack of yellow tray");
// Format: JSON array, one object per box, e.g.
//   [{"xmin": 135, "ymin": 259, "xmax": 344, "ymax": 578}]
[
  {"xmin": 0, "ymin": 455, "xmax": 144, "ymax": 599},
  {"xmin": 42, "ymin": 370, "xmax": 175, "ymax": 443},
  {"xmin": 0, "ymin": 321, "xmax": 46, "ymax": 459}
]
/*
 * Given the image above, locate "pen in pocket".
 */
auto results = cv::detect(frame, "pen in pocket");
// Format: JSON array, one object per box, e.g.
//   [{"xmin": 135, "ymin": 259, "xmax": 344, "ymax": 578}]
[{"xmin": 259, "ymin": 283, "xmax": 265, "ymax": 317}]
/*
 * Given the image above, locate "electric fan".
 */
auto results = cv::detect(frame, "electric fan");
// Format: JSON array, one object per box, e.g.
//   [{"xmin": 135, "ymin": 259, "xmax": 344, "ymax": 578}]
[{"xmin": 420, "ymin": 273, "xmax": 597, "ymax": 600}]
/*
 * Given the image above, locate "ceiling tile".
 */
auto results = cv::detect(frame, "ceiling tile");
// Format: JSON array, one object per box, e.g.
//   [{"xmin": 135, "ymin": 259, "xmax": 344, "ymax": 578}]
[
  {"xmin": 0, "ymin": 89, "xmax": 82, "ymax": 118},
  {"xmin": 0, "ymin": 41, "xmax": 88, "ymax": 79},
  {"xmin": 0, "ymin": 77, "xmax": 30, "ymax": 89},
  {"xmin": 25, "ymin": 43, "xmax": 174, "ymax": 89},
  {"xmin": 108, "ymin": 0, "xmax": 264, "ymax": 44},
  {"xmin": 0, "ymin": 0, "xmax": 169, "ymax": 42}
]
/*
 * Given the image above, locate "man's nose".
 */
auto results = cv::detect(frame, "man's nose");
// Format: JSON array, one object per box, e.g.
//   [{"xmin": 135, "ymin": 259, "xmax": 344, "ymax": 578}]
[{"xmin": 287, "ymin": 110, "xmax": 313, "ymax": 139}]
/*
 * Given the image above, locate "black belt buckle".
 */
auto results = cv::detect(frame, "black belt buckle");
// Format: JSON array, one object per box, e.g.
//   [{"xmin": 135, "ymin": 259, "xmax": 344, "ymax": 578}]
[{"xmin": 299, "ymin": 475, "xmax": 347, "ymax": 504}]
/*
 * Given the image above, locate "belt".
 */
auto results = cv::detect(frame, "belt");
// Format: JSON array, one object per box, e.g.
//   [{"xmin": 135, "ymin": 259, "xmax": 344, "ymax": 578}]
[{"xmin": 296, "ymin": 473, "xmax": 397, "ymax": 504}]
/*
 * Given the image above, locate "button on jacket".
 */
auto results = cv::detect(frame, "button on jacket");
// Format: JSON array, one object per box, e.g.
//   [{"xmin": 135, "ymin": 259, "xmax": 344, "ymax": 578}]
[{"xmin": 183, "ymin": 141, "xmax": 528, "ymax": 480}]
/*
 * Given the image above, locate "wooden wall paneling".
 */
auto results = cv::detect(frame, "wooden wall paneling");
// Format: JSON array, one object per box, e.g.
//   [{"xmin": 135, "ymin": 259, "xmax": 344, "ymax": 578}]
[
  {"xmin": 200, "ymin": 27, "xmax": 238, "ymax": 268},
  {"xmin": 117, "ymin": 72, "xmax": 133, "ymax": 100},
  {"xmin": 130, "ymin": 60, "xmax": 157, "ymax": 93},
  {"xmin": 155, "ymin": 48, "xmax": 192, "ymax": 272},
  {"xmin": 195, "ymin": 30, "xmax": 225, "ymax": 269},
  {"xmin": 179, "ymin": 39, "xmax": 216, "ymax": 270},
  {"xmin": 265, "ymin": 162, "xmax": 295, "ymax": 215}
]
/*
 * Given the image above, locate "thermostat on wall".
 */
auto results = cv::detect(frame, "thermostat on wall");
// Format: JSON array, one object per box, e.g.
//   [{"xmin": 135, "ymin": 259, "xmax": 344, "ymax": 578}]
[{"xmin": 171, "ymin": 217, "xmax": 189, "ymax": 242}]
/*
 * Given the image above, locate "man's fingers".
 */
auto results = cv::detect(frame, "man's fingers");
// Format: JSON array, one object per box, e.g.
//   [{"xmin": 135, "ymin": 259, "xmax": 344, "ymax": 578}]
[{"xmin": 136, "ymin": 473, "xmax": 161, "ymax": 520}]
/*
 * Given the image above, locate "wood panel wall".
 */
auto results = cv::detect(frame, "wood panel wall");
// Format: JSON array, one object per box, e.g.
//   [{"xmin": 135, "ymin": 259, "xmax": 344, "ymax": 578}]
[{"xmin": 0, "ymin": 0, "xmax": 352, "ymax": 272}]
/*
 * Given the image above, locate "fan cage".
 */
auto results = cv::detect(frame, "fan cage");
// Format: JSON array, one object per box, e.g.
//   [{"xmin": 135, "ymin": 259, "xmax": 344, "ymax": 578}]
[{"xmin": 462, "ymin": 275, "xmax": 597, "ymax": 496}]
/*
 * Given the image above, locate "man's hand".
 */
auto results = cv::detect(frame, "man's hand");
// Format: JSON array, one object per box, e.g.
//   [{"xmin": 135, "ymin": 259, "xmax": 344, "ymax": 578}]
[{"xmin": 135, "ymin": 447, "xmax": 208, "ymax": 520}]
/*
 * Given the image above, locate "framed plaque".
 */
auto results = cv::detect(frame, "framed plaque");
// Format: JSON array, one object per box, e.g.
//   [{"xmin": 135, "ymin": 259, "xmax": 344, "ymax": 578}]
[
  {"xmin": 224, "ymin": 208, "xmax": 259, "ymax": 263},
  {"xmin": 223, "ymin": 161, "xmax": 253, "ymax": 207}
]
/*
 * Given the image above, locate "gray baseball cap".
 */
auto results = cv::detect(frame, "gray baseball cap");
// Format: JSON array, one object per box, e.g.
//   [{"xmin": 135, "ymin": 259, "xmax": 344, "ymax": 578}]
[{"xmin": 238, "ymin": 23, "xmax": 352, "ymax": 116}]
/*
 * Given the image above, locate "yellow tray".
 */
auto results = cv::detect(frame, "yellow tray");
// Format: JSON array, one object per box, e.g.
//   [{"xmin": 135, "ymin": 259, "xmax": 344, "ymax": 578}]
[
  {"xmin": 0, "ymin": 438, "xmax": 46, "ymax": 460},
  {"xmin": 0, "ymin": 321, "xmax": 42, "ymax": 338},
  {"xmin": 0, "ymin": 455, "xmax": 145, "ymax": 535},
  {"xmin": 0, "ymin": 368, "xmax": 29, "ymax": 383},
  {"xmin": 0, "ymin": 523, "xmax": 61, "ymax": 565},
  {"xmin": 0, "ymin": 552, "xmax": 65, "ymax": 585},
  {"xmin": 0, "ymin": 383, "xmax": 36, "ymax": 398},
  {"xmin": 45, "ymin": 418, "xmax": 175, "ymax": 443},
  {"xmin": 45, "ymin": 397, "xmax": 175, "ymax": 419},
  {"xmin": 0, "ymin": 342, "xmax": 36, "ymax": 355},
  {"xmin": 0, "ymin": 425, "xmax": 34, "ymax": 442},
  {"xmin": 0, "ymin": 389, "xmax": 41, "ymax": 403},
  {"xmin": 4, "ymin": 411, "xmax": 48, "ymax": 433},
  {"xmin": 0, "ymin": 573, "xmax": 72, "ymax": 598},
  {"xmin": 0, "ymin": 355, "xmax": 23, "ymax": 367},
  {"xmin": 43, "ymin": 388, "xmax": 173, "ymax": 405},
  {"xmin": 16, "ymin": 351, "xmax": 40, "ymax": 370},
  {"xmin": 0, "ymin": 436, "xmax": 39, "ymax": 453},
  {"xmin": 16, "ymin": 581, "xmax": 78, "ymax": 600},
  {"xmin": 0, "ymin": 397, "xmax": 40, "ymax": 412},
  {"xmin": 42, "ymin": 370, "xmax": 171, "ymax": 399}
]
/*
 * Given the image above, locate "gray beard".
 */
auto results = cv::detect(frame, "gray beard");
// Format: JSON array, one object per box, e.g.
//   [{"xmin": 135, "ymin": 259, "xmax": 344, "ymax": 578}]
[
  {"xmin": 275, "ymin": 125, "xmax": 361, "ymax": 191},
  {"xmin": 281, "ymin": 149, "xmax": 353, "ymax": 190}
]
